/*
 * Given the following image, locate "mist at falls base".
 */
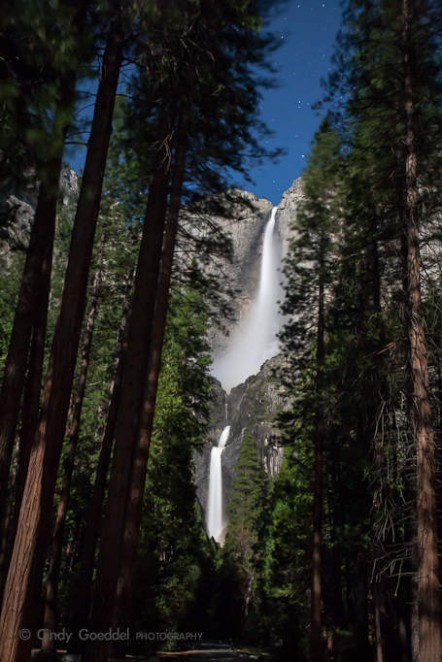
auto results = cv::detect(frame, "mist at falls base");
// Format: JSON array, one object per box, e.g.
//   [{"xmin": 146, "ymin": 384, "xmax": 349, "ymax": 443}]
[{"xmin": 205, "ymin": 208, "xmax": 283, "ymax": 544}]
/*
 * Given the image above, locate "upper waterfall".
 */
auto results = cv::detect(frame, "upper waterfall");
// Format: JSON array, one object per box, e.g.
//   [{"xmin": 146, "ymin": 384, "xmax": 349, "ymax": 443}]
[{"xmin": 211, "ymin": 207, "xmax": 282, "ymax": 391}]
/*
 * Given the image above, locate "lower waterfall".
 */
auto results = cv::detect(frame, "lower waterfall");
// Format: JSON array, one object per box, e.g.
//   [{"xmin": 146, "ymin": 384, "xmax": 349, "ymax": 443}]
[{"xmin": 206, "ymin": 425, "xmax": 230, "ymax": 543}]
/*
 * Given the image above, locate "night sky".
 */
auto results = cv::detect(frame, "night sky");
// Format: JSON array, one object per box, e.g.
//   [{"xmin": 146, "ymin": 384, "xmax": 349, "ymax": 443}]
[
  {"xmin": 68, "ymin": 1, "xmax": 343, "ymax": 206},
  {"xmin": 240, "ymin": 0, "xmax": 343, "ymax": 204}
]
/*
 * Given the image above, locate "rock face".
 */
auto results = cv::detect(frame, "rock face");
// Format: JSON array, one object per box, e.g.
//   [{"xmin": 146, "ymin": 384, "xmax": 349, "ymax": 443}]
[
  {"xmin": 206, "ymin": 191, "xmax": 273, "ymax": 355},
  {"xmin": 205, "ymin": 180, "xmax": 304, "ymax": 357},
  {"xmin": 195, "ymin": 178, "xmax": 304, "ymax": 533},
  {"xmin": 277, "ymin": 177, "xmax": 304, "ymax": 260},
  {"xmin": 0, "ymin": 194, "xmax": 36, "ymax": 255},
  {"xmin": 0, "ymin": 166, "xmax": 78, "ymax": 260},
  {"xmin": 0, "ymin": 170, "xmax": 38, "ymax": 257},
  {"xmin": 194, "ymin": 356, "xmax": 284, "ymax": 523}
]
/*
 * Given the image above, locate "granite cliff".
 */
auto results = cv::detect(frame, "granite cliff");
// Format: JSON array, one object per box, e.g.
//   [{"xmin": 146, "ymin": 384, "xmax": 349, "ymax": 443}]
[
  {"xmin": 0, "ymin": 166, "xmax": 78, "ymax": 261},
  {"xmin": 195, "ymin": 178, "xmax": 304, "ymax": 531}
]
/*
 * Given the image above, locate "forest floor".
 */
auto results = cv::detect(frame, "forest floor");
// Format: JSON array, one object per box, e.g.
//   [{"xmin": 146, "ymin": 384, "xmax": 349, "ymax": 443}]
[
  {"xmin": 155, "ymin": 642, "xmax": 272, "ymax": 661},
  {"xmin": 31, "ymin": 642, "xmax": 273, "ymax": 661}
]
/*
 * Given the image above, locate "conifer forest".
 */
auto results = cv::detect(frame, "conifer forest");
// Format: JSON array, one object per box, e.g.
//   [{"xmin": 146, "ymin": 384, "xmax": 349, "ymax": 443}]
[{"xmin": 1, "ymin": 1, "xmax": 442, "ymax": 661}]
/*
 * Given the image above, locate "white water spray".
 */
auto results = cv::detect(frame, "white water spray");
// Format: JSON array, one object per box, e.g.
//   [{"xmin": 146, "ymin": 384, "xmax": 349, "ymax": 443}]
[
  {"xmin": 211, "ymin": 207, "xmax": 282, "ymax": 391},
  {"xmin": 206, "ymin": 425, "xmax": 230, "ymax": 542}
]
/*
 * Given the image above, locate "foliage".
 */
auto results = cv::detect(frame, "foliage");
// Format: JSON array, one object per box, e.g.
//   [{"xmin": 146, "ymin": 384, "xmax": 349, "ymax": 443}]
[
  {"xmin": 223, "ymin": 431, "xmax": 268, "ymax": 639},
  {"xmin": 263, "ymin": 448, "xmax": 312, "ymax": 660},
  {"xmin": 133, "ymin": 276, "xmax": 214, "ymax": 642},
  {"xmin": 0, "ymin": 253, "xmax": 25, "ymax": 374},
  {"xmin": 267, "ymin": 2, "xmax": 442, "ymax": 660}
]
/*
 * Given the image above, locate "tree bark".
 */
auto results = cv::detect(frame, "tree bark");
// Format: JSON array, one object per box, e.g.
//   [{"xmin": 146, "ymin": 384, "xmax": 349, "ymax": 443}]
[
  {"xmin": 374, "ymin": 583, "xmax": 385, "ymax": 662},
  {"xmin": 0, "ymin": 30, "xmax": 122, "ymax": 662},
  {"xmin": 84, "ymin": 122, "xmax": 172, "ymax": 662},
  {"xmin": 310, "ymin": 239, "xmax": 326, "ymax": 662},
  {"xmin": 0, "ymin": 156, "xmax": 62, "ymax": 549},
  {"xmin": 112, "ymin": 125, "xmax": 187, "ymax": 637},
  {"xmin": 41, "ymin": 268, "xmax": 101, "ymax": 652},
  {"xmin": 0, "ymin": 173, "xmax": 61, "ymax": 596},
  {"xmin": 401, "ymin": 2, "xmax": 441, "ymax": 660},
  {"xmin": 69, "ymin": 285, "xmax": 132, "ymax": 648}
]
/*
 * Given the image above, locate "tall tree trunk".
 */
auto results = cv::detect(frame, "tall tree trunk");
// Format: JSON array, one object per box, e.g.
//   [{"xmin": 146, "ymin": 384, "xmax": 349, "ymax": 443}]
[
  {"xmin": 0, "ymin": 31, "xmax": 122, "ymax": 662},
  {"xmin": 112, "ymin": 126, "xmax": 187, "ymax": 637},
  {"xmin": 401, "ymin": 2, "xmax": 441, "ymax": 660},
  {"xmin": 310, "ymin": 242, "xmax": 326, "ymax": 662},
  {"xmin": 374, "ymin": 583, "xmax": 385, "ymax": 662},
  {"xmin": 14, "ymin": 297, "xmax": 51, "ymax": 525},
  {"xmin": 69, "ymin": 286, "xmax": 132, "ymax": 648},
  {"xmin": 0, "ymin": 154, "xmax": 63, "ymax": 548},
  {"xmin": 411, "ymin": 574, "xmax": 420, "ymax": 662},
  {"xmin": 84, "ymin": 122, "xmax": 172, "ymax": 662},
  {"xmin": 42, "ymin": 268, "xmax": 101, "ymax": 652},
  {"xmin": 2, "ymin": 174, "xmax": 66, "ymax": 587},
  {"xmin": 0, "ymin": 203, "xmax": 59, "ymax": 600}
]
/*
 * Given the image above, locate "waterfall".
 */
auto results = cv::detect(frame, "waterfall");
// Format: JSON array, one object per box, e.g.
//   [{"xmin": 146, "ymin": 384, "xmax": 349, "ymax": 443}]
[
  {"xmin": 206, "ymin": 208, "xmax": 282, "ymax": 542},
  {"xmin": 206, "ymin": 425, "xmax": 230, "ymax": 543},
  {"xmin": 211, "ymin": 206, "xmax": 282, "ymax": 391}
]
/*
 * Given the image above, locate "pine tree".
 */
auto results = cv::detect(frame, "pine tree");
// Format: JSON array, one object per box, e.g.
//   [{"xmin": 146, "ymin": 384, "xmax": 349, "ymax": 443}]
[
  {"xmin": 310, "ymin": 1, "xmax": 440, "ymax": 659},
  {"xmin": 0, "ymin": 0, "xmax": 89, "ymax": 572},
  {"xmin": 0, "ymin": 10, "xmax": 124, "ymax": 658},
  {"xmin": 133, "ymin": 278, "xmax": 213, "ymax": 644},
  {"xmin": 224, "ymin": 431, "xmax": 267, "ymax": 632},
  {"xmin": 263, "ymin": 446, "xmax": 312, "ymax": 658},
  {"xmin": 41, "ymin": 268, "xmax": 101, "ymax": 653},
  {"xmin": 400, "ymin": 2, "xmax": 441, "ymax": 656},
  {"xmin": 279, "ymin": 121, "xmax": 341, "ymax": 661}
]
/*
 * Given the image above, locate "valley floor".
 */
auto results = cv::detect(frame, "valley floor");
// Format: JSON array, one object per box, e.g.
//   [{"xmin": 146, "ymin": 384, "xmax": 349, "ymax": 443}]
[{"xmin": 157, "ymin": 643, "xmax": 272, "ymax": 662}]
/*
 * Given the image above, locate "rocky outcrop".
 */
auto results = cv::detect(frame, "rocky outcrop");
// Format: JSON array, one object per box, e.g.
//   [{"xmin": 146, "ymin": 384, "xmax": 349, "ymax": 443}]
[
  {"xmin": 0, "ymin": 195, "xmax": 36, "ymax": 254},
  {"xmin": 59, "ymin": 166, "xmax": 79, "ymax": 206},
  {"xmin": 0, "ymin": 165, "xmax": 78, "ymax": 260},
  {"xmin": 204, "ymin": 191, "xmax": 273, "ymax": 355},
  {"xmin": 205, "ymin": 179, "xmax": 304, "ymax": 354},
  {"xmin": 194, "ymin": 355, "xmax": 285, "ymax": 524},
  {"xmin": 0, "ymin": 170, "xmax": 37, "ymax": 257},
  {"xmin": 276, "ymin": 176, "xmax": 304, "ymax": 260}
]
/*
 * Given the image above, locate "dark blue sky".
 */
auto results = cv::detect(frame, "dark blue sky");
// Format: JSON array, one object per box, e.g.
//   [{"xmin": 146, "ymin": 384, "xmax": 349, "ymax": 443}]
[
  {"xmin": 68, "ymin": 1, "xmax": 343, "ymax": 206},
  {"xmin": 240, "ymin": 0, "xmax": 343, "ymax": 204}
]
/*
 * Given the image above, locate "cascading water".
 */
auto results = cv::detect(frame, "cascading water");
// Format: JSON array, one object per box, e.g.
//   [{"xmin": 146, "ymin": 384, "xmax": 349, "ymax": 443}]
[
  {"xmin": 206, "ymin": 207, "xmax": 282, "ymax": 543},
  {"xmin": 206, "ymin": 425, "xmax": 231, "ymax": 542},
  {"xmin": 211, "ymin": 207, "xmax": 282, "ymax": 391}
]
